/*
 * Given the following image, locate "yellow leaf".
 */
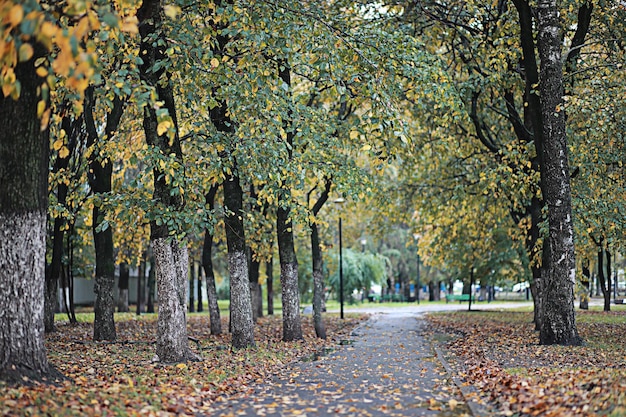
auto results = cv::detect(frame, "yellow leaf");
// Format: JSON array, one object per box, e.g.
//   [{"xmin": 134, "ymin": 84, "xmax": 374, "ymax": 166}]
[
  {"xmin": 53, "ymin": 139, "xmax": 64, "ymax": 151},
  {"xmin": 164, "ymin": 5, "xmax": 181, "ymax": 19},
  {"xmin": 18, "ymin": 43, "xmax": 33, "ymax": 62},
  {"xmin": 361, "ymin": 144, "xmax": 371, "ymax": 151},
  {"xmin": 59, "ymin": 146, "xmax": 70, "ymax": 159},
  {"xmin": 349, "ymin": 130, "xmax": 359, "ymax": 140},
  {"xmin": 8, "ymin": 4, "xmax": 24, "ymax": 27},
  {"xmin": 175, "ymin": 363, "xmax": 187, "ymax": 369},
  {"xmin": 36, "ymin": 66, "xmax": 48, "ymax": 77},
  {"xmin": 121, "ymin": 16, "xmax": 138, "ymax": 34},
  {"xmin": 210, "ymin": 58, "xmax": 219, "ymax": 68},
  {"xmin": 37, "ymin": 100, "xmax": 46, "ymax": 117},
  {"xmin": 157, "ymin": 120, "xmax": 171, "ymax": 136}
]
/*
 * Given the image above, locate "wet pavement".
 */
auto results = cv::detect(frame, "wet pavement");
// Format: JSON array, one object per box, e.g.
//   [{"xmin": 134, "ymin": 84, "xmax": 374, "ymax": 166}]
[{"xmin": 206, "ymin": 312, "xmax": 475, "ymax": 416}]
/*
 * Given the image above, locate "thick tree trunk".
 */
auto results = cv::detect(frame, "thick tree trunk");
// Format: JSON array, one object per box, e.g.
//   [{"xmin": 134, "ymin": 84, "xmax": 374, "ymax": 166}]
[
  {"xmin": 267, "ymin": 258, "xmax": 274, "ymax": 315},
  {"xmin": 277, "ymin": 62, "xmax": 303, "ymax": 342},
  {"xmin": 536, "ymin": 0, "xmax": 581, "ymax": 346},
  {"xmin": 202, "ymin": 185, "xmax": 222, "ymax": 335},
  {"xmin": 153, "ymin": 239, "xmax": 197, "ymax": 362},
  {"xmin": 277, "ymin": 204, "xmax": 303, "ymax": 342},
  {"xmin": 139, "ymin": 0, "xmax": 196, "ymax": 362},
  {"xmin": 118, "ymin": 262, "xmax": 130, "ymax": 312},
  {"xmin": 223, "ymin": 174, "xmax": 255, "ymax": 348},
  {"xmin": 0, "ymin": 48, "xmax": 53, "ymax": 382}
]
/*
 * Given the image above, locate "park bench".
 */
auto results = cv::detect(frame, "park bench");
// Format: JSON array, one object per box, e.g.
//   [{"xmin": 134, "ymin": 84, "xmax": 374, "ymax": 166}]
[{"xmin": 445, "ymin": 293, "xmax": 472, "ymax": 303}]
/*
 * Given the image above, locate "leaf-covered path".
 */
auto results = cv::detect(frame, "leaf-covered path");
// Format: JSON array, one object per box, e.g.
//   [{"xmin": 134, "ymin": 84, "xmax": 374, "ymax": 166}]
[{"xmin": 207, "ymin": 312, "xmax": 471, "ymax": 416}]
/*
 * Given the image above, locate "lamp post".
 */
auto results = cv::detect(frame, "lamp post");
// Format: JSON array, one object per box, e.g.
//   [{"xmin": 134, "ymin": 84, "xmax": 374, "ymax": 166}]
[
  {"xmin": 360, "ymin": 238, "xmax": 367, "ymax": 253},
  {"xmin": 413, "ymin": 233, "xmax": 421, "ymax": 305},
  {"xmin": 335, "ymin": 198, "xmax": 345, "ymax": 319}
]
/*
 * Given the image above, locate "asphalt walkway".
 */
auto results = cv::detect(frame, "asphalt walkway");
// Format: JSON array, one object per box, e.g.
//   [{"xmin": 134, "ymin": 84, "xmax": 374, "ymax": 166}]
[{"xmin": 207, "ymin": 312, "xmax": 474, "ymax": 416}]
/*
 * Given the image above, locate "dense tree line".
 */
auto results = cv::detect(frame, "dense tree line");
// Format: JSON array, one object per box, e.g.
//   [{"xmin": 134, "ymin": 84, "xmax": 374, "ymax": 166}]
[{"xmin": 1, "ymin": 0, "xmax": 624, "ymax": 382}]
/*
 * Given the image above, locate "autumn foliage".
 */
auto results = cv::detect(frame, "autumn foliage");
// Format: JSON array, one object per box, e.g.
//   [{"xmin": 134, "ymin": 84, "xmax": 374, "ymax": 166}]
[
  {"xmin": 426, "ymin": 310, "xmax": 626, "ymax": 416},
  {"xmin": 0, "ymin": 313, "xmax": 365, "ymax": 416}
]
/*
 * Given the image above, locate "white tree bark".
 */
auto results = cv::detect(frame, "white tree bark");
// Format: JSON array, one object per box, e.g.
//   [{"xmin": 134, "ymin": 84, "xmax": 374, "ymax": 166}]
[
  {"xmin": 0, "ymin": 213, "xmax": 50, "ymax": 379},
  {"xmin": 229, "ymin": 250, "xmax": 255, "ymax": 348},
  {"xmin": 153, "ymin": 238, "xmax": 198, "ymax": 362}
]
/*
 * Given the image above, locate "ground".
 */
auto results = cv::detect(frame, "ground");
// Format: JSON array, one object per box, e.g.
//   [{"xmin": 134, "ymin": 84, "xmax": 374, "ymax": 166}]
[{"xmin": 1, "ymin": 300, "xmax": 625, "ymax": 416}]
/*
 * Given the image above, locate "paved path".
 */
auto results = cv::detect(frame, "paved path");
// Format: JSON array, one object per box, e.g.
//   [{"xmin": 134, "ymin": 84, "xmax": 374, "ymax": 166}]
[{"xmin": 207, "ymin": 312, "xmax": 472, "ymax": 416}]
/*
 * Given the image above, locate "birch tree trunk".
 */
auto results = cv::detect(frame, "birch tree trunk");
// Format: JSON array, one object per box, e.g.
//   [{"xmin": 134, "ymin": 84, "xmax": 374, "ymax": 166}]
[
  {"xmin": 0, "ymin": 46, "xmax": 54, "ymax": 382},
  {"xmin": 536, "ymin": 0, "xmax": 582, "ymax": 346}
]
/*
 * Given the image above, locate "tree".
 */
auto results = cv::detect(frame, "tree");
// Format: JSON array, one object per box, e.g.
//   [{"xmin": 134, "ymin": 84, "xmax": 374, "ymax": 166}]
[
  {"xmin": 535, "ymin": 0, "xmax": 581, "ymax": 346},
  {"xmin": 308, "ymin": 178, "xmax": 332, "ymax": 339},
  {"xmin": 137, "ymin": 0, "xmax": 198, "ymax": 362},
  {"xmin": 84, "ymin": 86, "xmax": 124, "ymax": 340},
  {"xmin": 0, "ymin": 39, "xmax": 52, "ymax": 382},
  {"xmin": 202, "ymin": 183, "xmax": 222, "ymax": 335}
]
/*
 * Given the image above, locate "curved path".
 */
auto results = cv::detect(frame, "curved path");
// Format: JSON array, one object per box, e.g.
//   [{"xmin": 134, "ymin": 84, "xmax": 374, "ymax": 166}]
[{"xmin": 207, "ymin": 311, "xmax": 474, "ymax": 416}]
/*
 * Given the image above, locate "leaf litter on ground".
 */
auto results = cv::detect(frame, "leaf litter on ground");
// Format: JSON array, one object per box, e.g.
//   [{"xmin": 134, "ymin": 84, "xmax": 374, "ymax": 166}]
[
  {"xmin": 0, "ymin": 313, "xmax": 367, "ymax": 416},
  {"xmin": 425, "ymin": 310, "xmax": 626, "ymax": 417}
]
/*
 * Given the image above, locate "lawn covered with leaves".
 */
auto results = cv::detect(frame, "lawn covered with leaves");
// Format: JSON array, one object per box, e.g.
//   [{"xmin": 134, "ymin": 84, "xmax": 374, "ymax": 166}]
[
  {"xmin": 426, "ymin": 309, "xmax": 626, "ymax": 417},
  {"xmin": 1, "ymin": 313, "xmax": 366, "ymax": 416}
]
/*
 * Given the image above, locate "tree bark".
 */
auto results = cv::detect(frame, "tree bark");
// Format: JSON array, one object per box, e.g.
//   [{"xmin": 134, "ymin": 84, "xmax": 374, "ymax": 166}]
[
  {"xmin": 85, "ymin": 86, "xmax": 123, "ymax": 341},
  {"xmin": 118, "ymin": 262, "xmax": 130, "ymax": 312},
  {"xmin": 309, "ymin": 179, "xmax": 332, "ymax": 339},
  {"xmin": 598, "ymin": 248, "xmax": 611, "ymax": 312},
  {"xmin": 277, "ymin": 62, "xmax": 303, "ymax": 342},
  {"xmin": 202, "ymin": 184, "xmax": 222, "ymax": 335},
  {"xmin": 223, "ymin": 172, "xmax": 255, "ymax": 348},
  {"xmin": 137, "ymin": 256, "xmax": 145, "ymax": 315},
  {"xmin": 147, "ymin": 254, "xmax": 156, "ymax": 314},
  {"xmin": 536, "ymin": 0, "xmax": 581, "ymax": 346},
  {"xmin": 138, "ymin": 0, "xmax": 197, "ymax": 362},
  {"xmin": 189, "ymin": 259, "xmax": 195, "ymax": 313},
  {"xmin": 0, "ymin": 46, "xmax": 53, "ymax": 382},
  {"xmin": 267, "ymin": 258, "xmax": 274, "ymax": 315},
  {"xmin": 580, "ymin": 259, "xmax": 590, "ymax": 310}
]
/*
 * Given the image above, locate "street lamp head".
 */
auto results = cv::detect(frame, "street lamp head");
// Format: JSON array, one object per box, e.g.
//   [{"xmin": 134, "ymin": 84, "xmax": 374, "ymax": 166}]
[
  {"xmin": 360, "ymin": 238, "xmax": 367, "ymax": 246},
  {"xmin": 334, "ymin": 197, "xmax": 345, "ymax": 205}
]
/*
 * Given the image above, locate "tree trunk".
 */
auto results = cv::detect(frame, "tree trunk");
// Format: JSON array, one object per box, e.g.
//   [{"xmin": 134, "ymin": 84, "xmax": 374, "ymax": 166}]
[
  {"xmin": 248, "ymin": 250, "xmax": 262, "ymax": 322},
  {"xmin": 118, "ymin": 262, "xmax": 130, "ymax": 313},
  {"xmin": 85, "ymin": 86, "xmax": 123, "ymax": 341},
  {"xmin": 197, "ymin": 260, "xmax": 203, "ymax": 312},
  {"xmin": 267, "ymin": 258, "xmax": 274, "ymax": 315},
  {"xmin": 223, "ymin": 173, "xmax": 255, "ymax": 348},
  {"xmin": 536, "ymin": 0, "xmax": 582, "ymax": 346},
  {"xmin": 138, "ymin": 0, "xmax": 196, "ymax": 362},
  {"xmin": 311, "ymin": 223, "xmax": 326, "ymax": 339},
  {"xmin": 147, "ymin": 254, "xmax": 156, "ymax": 314},
  {"xmin": 189, "ymin": 259, "xmax": 195, "ymax": 313},
  {"xmin": 580, "ymin": 259, "xmax": 590, "ymax": 310},
  {"xmin": 137, "ymin": 255, "xmax": 145, "ymax": 315},
  {"xmin": 598, "ymin": 248, "xmax": 611, "ymax": 312},
  {"xmin": 0, "ymin": 47, "xmax": 53, "ymax": 382},
  {"xmin": 277, "ymin": 63, "xmax": 303, "ymax": 342},
  {"xmin": 202, "ymin": 184, "xmax": 222, "ymax": 335},
  {"xmin": 309, "ymin": 179, "xmax": 331, "ymax": 339}
]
